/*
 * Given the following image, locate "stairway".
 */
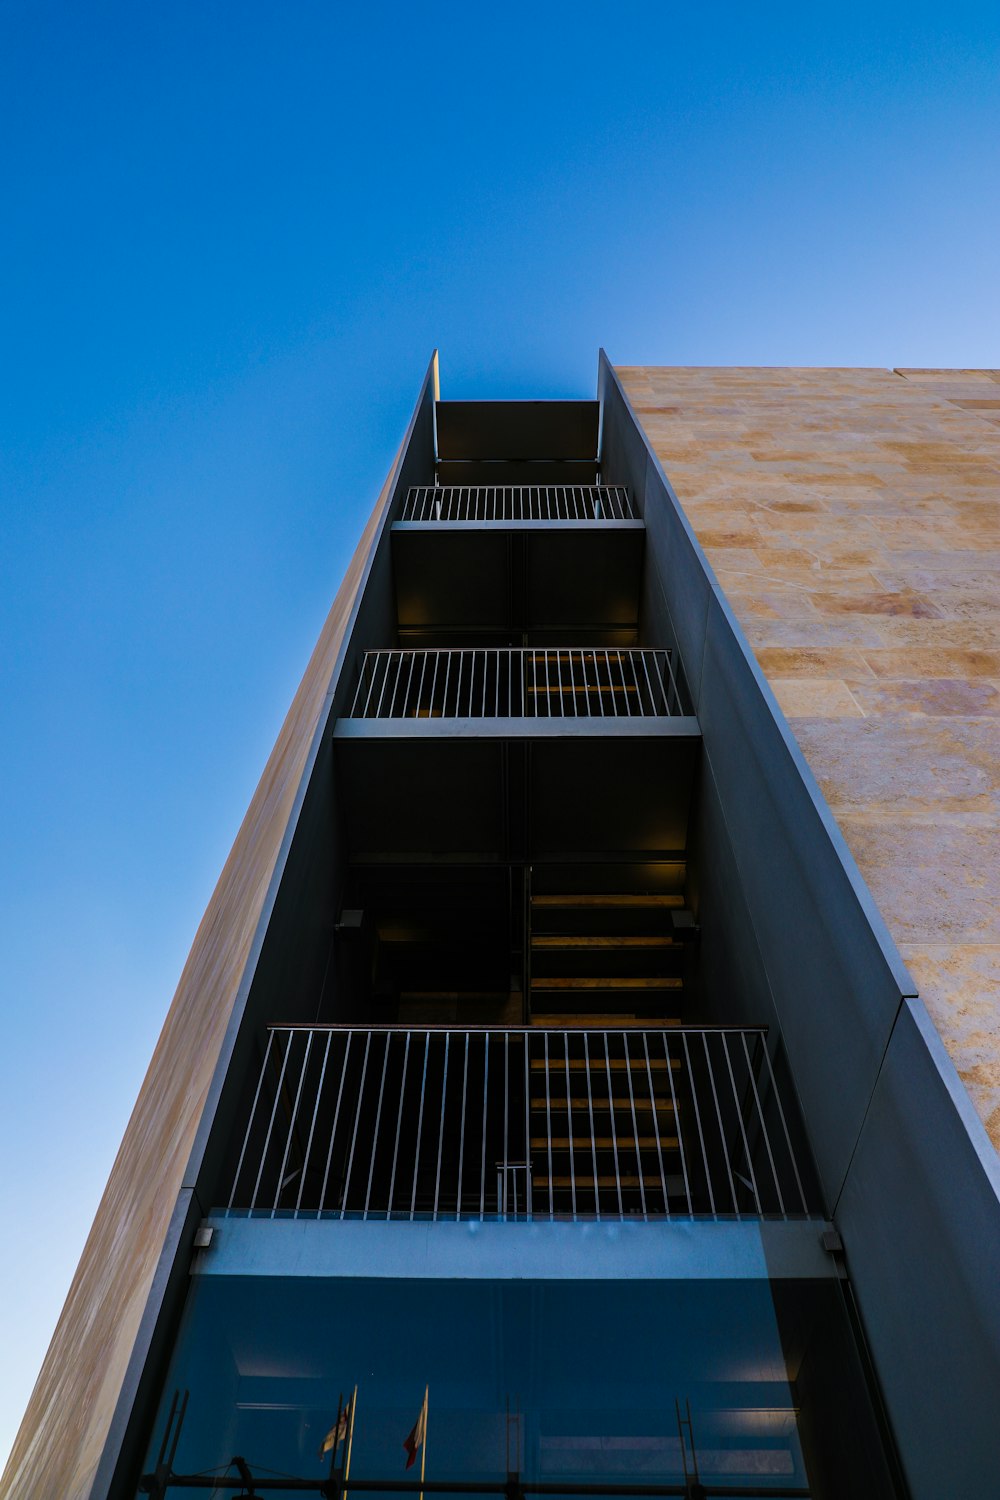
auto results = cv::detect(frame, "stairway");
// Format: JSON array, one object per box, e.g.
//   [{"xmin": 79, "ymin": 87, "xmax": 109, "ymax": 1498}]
[
  {"xmin": 528, "ymin": 892, "xmax": 686, "ymax": 1027},
  {"xmin": 526, "ymin": 1033, "xmax": 684, "ymax": 1216}
]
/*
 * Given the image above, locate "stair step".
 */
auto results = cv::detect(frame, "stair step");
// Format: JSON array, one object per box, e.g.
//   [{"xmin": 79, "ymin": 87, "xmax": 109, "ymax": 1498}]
[
  {"xmin": 532, "ymin": 1136, "xmax": 679, "ymax": 1150},
  {"xmin": 532, "ymin": 976, "xmax": 682, "ymax": 991},
  {"xmin": 531, "ymin": 936, "xmax": 676, "ymax": 950},
  {"xmin": 530, "ymin": 1104, "xmax": 680, "ymax": 1116},
  {"xmin": 532, "ymin": 894, "xmax": 684, "ymax": 909},
  {"xmin": 535, "ymin": 1175, "xmax": 667, "ymax": 1189},
  {"xmin": 530, "ymin": 1015, "xmax": 683, "ymax": 1028},
  {"xmin": 530, "ymin": 1057, "xmax": 678, "ymax": 1072}
]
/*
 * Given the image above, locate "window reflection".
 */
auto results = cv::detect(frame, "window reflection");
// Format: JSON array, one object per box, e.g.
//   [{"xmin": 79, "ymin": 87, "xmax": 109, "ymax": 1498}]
[{"xmin": 141, "ymin": 1276, "xmax": 898, "ymax": 1497}]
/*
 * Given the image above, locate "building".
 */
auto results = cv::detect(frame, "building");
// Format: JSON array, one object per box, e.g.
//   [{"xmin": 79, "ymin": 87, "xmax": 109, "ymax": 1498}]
[{"xmin": 4, "ymin": 354, "xmax": 999, "ymax": 1500}]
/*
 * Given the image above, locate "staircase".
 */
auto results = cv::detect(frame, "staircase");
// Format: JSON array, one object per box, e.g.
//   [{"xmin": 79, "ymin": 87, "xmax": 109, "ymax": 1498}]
[
  {"xmin": 528, "ymin": 891, "xmax": 686, "ymax": 1027},
  {"xmin": 526, "ymin": 1031, "xmax": 684, "ymax": 1216}
]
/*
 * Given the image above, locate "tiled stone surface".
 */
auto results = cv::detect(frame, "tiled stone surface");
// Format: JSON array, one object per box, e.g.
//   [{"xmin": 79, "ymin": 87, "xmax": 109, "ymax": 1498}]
[{"xmin": 619, "ymin": 366, "xmax": 1000, "ymax": 1150}]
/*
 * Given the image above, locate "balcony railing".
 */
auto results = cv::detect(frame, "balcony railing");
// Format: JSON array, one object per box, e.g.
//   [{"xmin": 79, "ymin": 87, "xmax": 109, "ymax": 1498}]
[
  {"xmin": 400, "ymin": 485, "xmax": 635, "ymax": 521},
  {"xmin": 224, "ymin": 1026, "xmax": 812, "ymax": 1223},
  {"xmin": 348, "ymin": 648, "xmax": 685, "ymax": 719}
]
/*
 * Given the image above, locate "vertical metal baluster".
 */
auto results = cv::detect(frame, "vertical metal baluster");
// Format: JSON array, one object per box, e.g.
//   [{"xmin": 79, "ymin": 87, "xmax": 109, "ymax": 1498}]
[
  {"xmin": 641, "ymin": 1031, "xmax": 669, "ymax": 1217},
  {"xmin": 455, "ymin": 652, "xmax": 464, "ymax": 717},
  {"xmin": 340, "ymin": 1032, "xmax": 372, "ymax": 1218},
  {"xmin": 622, "ymin": 1033, "xmax": 646, "ymax": 1222},
  {"xmin": 594, "ymin": 650, "xmax": 605, "ymax": 716},
  {"xmin": 630, "ymin": 651, "xmax": 643, "ymax": 717},
  {"xmin": 374, "ymin": 654, "xmax": 391, "ymax": 718},
  {"xmin": 480, "ymin": 1033, "xmax": 490, "ymax": 1219},
  {"xmin": 681, "ymin": 1031, "xmax": 715, "ymax": 1218},
  {"xmin": 722, "ymin": 1031, "xmax": 762, "ymax": 1216},
  {"xmin": 703, "ymin": 1032, "xmax": 738, "ymax": 1214},
  {"xmin": 544, "ymin": 648, "xmax": 552, "ymax": 718},
  {"xmin": 385, "ymin": 651, "xmax": 405, "ymax": 718},
  {"xmin": 566, "ymin": 645, "xmax": 578, "ymax": 717},
  {"xmin": 663, "ymin": 1033, "xmax": 691, "ymax": 1215},
  {"xmin": 295, "ymin": 1030, "xmax": 333, "ymax": 1217},
  {"xmin": 409, "ymin": 1033, "xmax": 431, "ymax": 1220},
  {"xmin": 503, "ymin": 1032, "xmax": 510, "ymax": 1221},
  {"xmin": 433, "ymin": 1033, "xmax": 451, "ymax": 1220},
  {"xmin": 428, "ymin": 651, "xmax": 441, "ymax": 719},
  {"xmin": 583, "ymin": 1031, "xmax": 600, "ymax": 1220},
  {"xmin": 659, "ymin": 651, "xmax": 673, "ymax": 715},
  {"xmin": 387, "ymin": 1031, "xmax": 411, "ymax": 1218},
  {"xmin": 555, "ymin": 645, "xmax": 564, "ymax": 720},
  {"xmin": 481, "ymin": 648, "xmax": 488, "ymax": 717},
  {"xmin": 415, "ymin": 651, "xmax": 430, "ymax": 720},
  {"xmin": 618, "ymin": 650, "xmax": 632, "ymax": 717},
  {"xmin": 564, "ymin": 1032, "xmax": 577, "ymax": 1222},
  {"xmin": 363, "ymin": 1033, "xmax": 391, "ymax": 1219},
  {"xmin": 507, "ymin": 647, "xmax": 513, "ymax": 717},
  {"xmin": 228, "ymin": 1029, "xmax": 276, "ymax": 1215},
  {"xmin": 665, "ymin": 649, "xmax": 684, "ymax": 715},
  {"xmin": 319, "ymin": 1033, "xmax": 352, "ymax": 1215},
  {"xmin": 272, "ymin": 1031, "xmax": 313, "ymax": 1216},
  {"xmin": 759, "ymin": 1035, "xmax": 808, "ymax": 1214},
  {"xmin": 456, "ymin": 1032, "xmax": 470, "ymax": 1218},
  {"xmin": 442, "ymin": 650, "xmax": 453, "ymax": 717},
  {"xmin": 605, "ymin": 650, "xmax": 618, "ymax": 717},
  {"xmin": 524, "ymin": 1032, "xmax": 532, "ymax": 1220},
  {"xmin": 637, "ymin": 651, "xmax": 657, "ymax": 717},
  {"xmin": 251, "ymin": 1031, "xmax": 294, "ymax": 1213},
  {"xmin": 402, "ymin": 653, "xmax": 417, "ymax": 718},
  {"xmin": 543, "ymin": 1030, "xmax": 554, "ymax": 1220},
  {"xmin": 360, "ymin": 656, "xmax": 379, "ymax": 718},
  {"xmin": 741, "ymin": 1032, "xmax": 785, "ymax": 1218},
  {"xmin": 604, "ymin": 1031, "xmax": 624, "ymax": 1217}
]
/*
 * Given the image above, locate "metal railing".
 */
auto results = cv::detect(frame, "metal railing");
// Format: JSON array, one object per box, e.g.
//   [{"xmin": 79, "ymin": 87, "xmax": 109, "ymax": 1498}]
[
  {"xmin": 224, "ymin": 1027, "xmax": 812, "ymax": 1222},
  {"xmin": 400, "ymin": 486, "xmax": 635, "ymax": 521},
  {"xmin": 348, "ymin": 649, "xmax": 685, "ymax": 719}
]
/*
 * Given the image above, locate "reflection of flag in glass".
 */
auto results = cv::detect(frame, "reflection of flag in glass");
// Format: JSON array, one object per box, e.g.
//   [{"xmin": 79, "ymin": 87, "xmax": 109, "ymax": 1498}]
[
  {"xmin": 320, "ymin": 1398, "xmax": 351, "ymax": 1457},
  {"xmin": 403, "ymin": 1388, "xmax": 428, "ymax": 1470}
]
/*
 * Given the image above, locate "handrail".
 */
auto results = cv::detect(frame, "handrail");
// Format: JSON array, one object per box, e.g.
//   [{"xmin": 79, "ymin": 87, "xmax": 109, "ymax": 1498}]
[
  {"xmin": 400, "ymin": 485, "xmax": 635, "ymax": 521},
  {"xmin": 348, "ymin": 649, "xmax": 686, "ymax": 719},
  {"xmin": 224, "ymin": 1025, "xmax": 812, "ymax": 1223}
]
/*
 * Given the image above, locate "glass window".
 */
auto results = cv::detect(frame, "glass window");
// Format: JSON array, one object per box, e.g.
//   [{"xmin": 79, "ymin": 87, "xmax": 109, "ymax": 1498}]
[{"xmin": 140, "ymin": 1276, "xmax": 898, "ymax": 1497}]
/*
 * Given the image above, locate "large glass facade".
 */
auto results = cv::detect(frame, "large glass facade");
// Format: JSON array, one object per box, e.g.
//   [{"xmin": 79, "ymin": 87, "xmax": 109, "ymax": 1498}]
[{"xmin": 141, "ymin": 1274, "xmax": 898, "ymax": 1497}]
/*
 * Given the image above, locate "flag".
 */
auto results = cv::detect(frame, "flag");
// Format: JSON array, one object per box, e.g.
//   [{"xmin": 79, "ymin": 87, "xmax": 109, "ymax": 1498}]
[
  {"xmin": 403, "ymin": 1388, "xmax": 428, "ymax": 1470},
  {"xmin": 319, "ymin": 1403, "xmax": 349, "ymax": 1457}
]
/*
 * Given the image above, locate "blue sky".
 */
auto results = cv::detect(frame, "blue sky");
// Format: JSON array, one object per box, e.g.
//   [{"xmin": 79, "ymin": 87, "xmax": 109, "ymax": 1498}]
[{"xmin": 1, "ymin": 0, "xmax": 998, "ymax": 1469}]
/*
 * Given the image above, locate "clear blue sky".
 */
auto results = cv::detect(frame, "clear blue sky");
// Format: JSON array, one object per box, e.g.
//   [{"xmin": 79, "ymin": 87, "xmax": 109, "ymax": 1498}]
[{"xmin": 1, "ymin": 0, "xmax": 998, "ymax": 1469}]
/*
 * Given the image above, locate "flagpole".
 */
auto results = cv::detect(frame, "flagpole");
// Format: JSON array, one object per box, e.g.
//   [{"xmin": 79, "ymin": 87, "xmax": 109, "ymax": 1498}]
[
  {"xmin": 419, "ymin": 1386, "xmax": 428, "ymax": 1500},
  {"xmin": 344, "ymin": 1385, "xmax": 358, "ymax": 1500},
  {"xmin": 325, "ymin": 1392, "xmax": 344, "ymax": 1479}
]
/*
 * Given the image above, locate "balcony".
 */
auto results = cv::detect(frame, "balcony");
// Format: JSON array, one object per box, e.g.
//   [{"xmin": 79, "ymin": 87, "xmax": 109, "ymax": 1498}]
[
  {"xmin": 223, "ymin": 1025, "xmax": 814, "ymax": 1223},
  {"xmin": 333, "ymin": 652, "xmax": 698, "ymax": 865},
  {"xmin": 391, "ymin": 484, "xmax": 643, "ymax": 635}
]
